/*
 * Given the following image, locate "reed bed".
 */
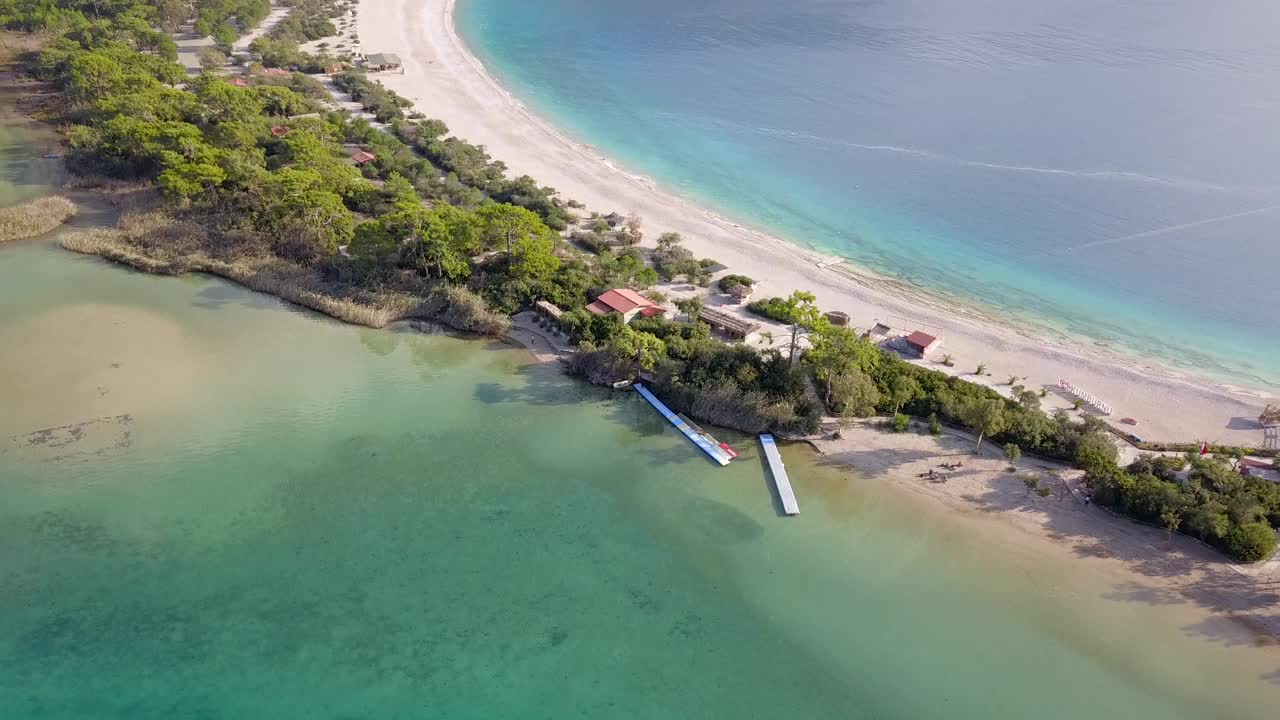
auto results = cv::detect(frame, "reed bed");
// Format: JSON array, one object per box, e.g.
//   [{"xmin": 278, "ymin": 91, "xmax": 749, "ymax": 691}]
[
  {"xmin": 61, "ymin": 228, "xmax": 418, "ymax": 329},
  {"xmin": 0, "ymin": 195, "xmax": 76, "ymax": 243}
]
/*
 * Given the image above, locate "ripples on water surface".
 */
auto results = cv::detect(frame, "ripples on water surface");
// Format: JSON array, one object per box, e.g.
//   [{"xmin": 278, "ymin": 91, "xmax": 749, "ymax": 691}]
[{"xmin": 460, "ymin": 0, "xmax": 1280, "ymax": 388}]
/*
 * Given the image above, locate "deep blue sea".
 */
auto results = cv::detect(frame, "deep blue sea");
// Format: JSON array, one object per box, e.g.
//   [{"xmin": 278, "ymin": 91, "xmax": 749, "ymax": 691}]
[{"xmin": 459, "ymin": 0, "xmax": 1280, "ymax": 389}]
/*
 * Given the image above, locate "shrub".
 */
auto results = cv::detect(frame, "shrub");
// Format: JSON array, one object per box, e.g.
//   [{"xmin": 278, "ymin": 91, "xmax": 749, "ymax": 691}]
[
  {"xmin": 197, "ymin": 46, "xmax": 228, "ymax": 69},
  {"xmin": 1223, "ymin": 522, "xmax": 1278, "ymax": 563},
  {"xmin": 431, "ymin": 285, "xmax": 510, "ymax": 336},
  {"xmin": 569, "ymin": 230, "xmax": 607, "ymax": 253},
  {"xmin": 718, "ymin": 273, "xmax": 755, "ymax": 292},
  {"xmin": 892, "ymin": 413, "xmax": 910, "ymax": 433},
  {"xmin": 745, "ymin": 297, "xmax": 795, "ymax": 323},
  {"xmin": 1004, "ymin": 443, "xmax": 1021, "ymax": 466},
  {"xmin": 928, "ymin": 412, "xmax": 941, "ymax": 435}
]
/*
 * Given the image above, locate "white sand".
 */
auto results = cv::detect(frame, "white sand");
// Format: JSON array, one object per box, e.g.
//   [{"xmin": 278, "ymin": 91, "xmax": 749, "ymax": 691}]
[
  {"xmin": 356, "ymin": 0, "xmax": 1276, "ymax": 445},
  {"xmin": 810, "ymin": 420, "xmax": 1280, "ymax": 636}
]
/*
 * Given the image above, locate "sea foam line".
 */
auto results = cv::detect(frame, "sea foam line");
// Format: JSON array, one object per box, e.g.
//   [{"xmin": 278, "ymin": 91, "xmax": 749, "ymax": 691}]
[
  {"xmin": 753, "ymin": 126, "xmax": 1275, "ymax": 193},
  {"xmin": 1063, "ymin": 203, "xmax": 1280, "ymax": 252}
]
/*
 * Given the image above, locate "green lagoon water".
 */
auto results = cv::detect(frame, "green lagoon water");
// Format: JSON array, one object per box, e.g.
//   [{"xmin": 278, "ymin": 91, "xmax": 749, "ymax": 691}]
[{"xmin": 2, "ymin": 234, "xmax": 1278, "ymax": 717}]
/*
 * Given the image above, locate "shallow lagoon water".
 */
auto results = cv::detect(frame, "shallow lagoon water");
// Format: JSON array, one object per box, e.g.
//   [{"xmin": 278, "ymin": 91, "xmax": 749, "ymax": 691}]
[{"xmin": 2, "ymin": 236, "xmax": 1278, "ymax": 718}]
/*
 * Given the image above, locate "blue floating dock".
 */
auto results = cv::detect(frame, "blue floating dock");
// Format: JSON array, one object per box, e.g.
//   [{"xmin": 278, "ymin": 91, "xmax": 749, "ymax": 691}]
[
  {"xmin": 759, "ymin": 434, "xmax": 799, "ymax": 515},
  {"xmin": 634, "ymin": 384, "xmax": 731, "ymax": 466}
]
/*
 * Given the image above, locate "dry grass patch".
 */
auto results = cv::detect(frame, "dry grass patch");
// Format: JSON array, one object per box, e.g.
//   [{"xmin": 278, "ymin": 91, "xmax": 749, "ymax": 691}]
[{"xmin": 0, "ymin": 195, "xmax": 76, "ymax": 243}]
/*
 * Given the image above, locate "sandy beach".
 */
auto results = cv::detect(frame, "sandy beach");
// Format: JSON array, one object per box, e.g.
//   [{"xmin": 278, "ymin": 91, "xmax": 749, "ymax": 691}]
[
  {"xmin": 808, "ymin": 420, "xmax": 1280, "ymax": 638},
  {"xmin": 353, "ymin": 0, "xmax": 1277, "ymax": 447}
]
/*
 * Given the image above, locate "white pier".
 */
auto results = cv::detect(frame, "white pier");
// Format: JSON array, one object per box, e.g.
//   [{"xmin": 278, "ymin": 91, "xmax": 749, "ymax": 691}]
[{"xmin": 759, "ymin": 434, "xmax": 799, "ymax": 515}]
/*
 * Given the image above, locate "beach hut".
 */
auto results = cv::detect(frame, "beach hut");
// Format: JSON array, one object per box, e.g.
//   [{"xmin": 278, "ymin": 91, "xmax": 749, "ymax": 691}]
[
  {"xmin": 903, "ymin": 331, "xmax": 940, "ymax": 358},
  {"xmin": 586, "ymin": 289, "xmax": 665, "ymax": 324},
  {"xmin": 349, "ymin": 150, "xmax": 377, "ymax": 166},
  {"xmin": 365, "ymin": 53, "xmax": 403, "ymax": 72}
]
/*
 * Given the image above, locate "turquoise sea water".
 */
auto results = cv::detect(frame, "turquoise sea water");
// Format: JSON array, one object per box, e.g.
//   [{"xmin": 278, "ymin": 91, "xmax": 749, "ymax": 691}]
[
  {"xmin": 3, "ymin": 235, "xmax": 1280, "ymax": 717},
  {"xmin": 458, "ymin": 0, "xmax": 1280, "ymax": 390}
]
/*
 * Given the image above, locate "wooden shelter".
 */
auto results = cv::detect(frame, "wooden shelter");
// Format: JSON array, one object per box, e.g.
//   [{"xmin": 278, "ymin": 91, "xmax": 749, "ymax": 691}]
[
  {"xmin": 365, "ymin": 53, "xmax": 403, "ymax": 72},
  {"xmin": 535, "ymin": 300, "xmax": 563, "ymax": 321},
  {"xmin": 698, "ymin": 307, "xmax": 760, "ymax": 340}
]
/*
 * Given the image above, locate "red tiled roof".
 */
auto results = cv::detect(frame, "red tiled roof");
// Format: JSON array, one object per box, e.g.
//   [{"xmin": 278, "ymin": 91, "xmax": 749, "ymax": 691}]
[
  {"xmin": 589, "ymin": 289, "xmax": 658, "ymax": 315},
  {"xmin": 261, "ymin": 67, "xmax": 291, "ymax": 77},
  {"xmin": 227, "ymin": 77, "xmax": 249, "ymax": 87},
  {"xmin": 349, "ymin": 150, "xmax": 377, "ymax": 164},
  {"xmin": 270, "ymin": 125, "xmax": 289, "ymax": 137},
  {"xmin": 904, "ymin": 331, "xmax": 937, "ymax": 349}
]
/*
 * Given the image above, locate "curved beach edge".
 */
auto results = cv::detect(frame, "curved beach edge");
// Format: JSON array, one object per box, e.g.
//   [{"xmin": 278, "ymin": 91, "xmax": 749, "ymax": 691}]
[{"xmin": 354, "ymin": 0, "xmax": 1273, "ymax": 446}]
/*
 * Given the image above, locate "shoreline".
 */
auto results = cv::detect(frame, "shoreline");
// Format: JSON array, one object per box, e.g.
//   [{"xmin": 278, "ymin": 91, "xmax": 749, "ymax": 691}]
[
  {"xmin": 803, "ymin": 420, "xmax": 1280, "ymax": 640},
  {"xmin": 437, "ymin": 3, "xmax": 1276, "ymax": 398},
  {"xmin": 357, "ymin": 0, "xmax": 1275, "ymax": 447}
]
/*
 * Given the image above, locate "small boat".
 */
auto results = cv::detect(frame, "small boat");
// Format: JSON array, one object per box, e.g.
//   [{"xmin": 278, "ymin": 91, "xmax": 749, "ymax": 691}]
[
  {"xmin": 678, "ymin": 413, "xmax": 738, "ymax": 462},
  {"xmin": 1120, "ymin": 417, "xmax": 1138, "ymax": 425},
  {"xmin": 611, "ymin": 379, "xmax": 632, "ymax": 389}
]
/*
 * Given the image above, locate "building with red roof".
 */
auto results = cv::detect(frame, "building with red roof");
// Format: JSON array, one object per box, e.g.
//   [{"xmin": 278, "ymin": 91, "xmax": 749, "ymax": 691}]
[
  {"xmin": 586, "ymin": 289, "xmax": 665, "ymax": 324},
  {"xmin": 349, "ymin": 150, "xmax": 377, "ymax": 165},
  {"xmin": 903, "ymin": 330, "xmax": 940, "ymax": 358}
]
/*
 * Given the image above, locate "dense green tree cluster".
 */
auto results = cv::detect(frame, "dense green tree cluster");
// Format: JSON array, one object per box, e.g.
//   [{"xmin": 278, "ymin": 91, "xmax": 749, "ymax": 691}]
[
  {"xmin": 1085, "ymin": 453, "xmax": 1280, "ymax": 561},
  {"xmin": 32, "ymin": 0, "xmax": 569, "ymax": 297},
  {"xmin": 2, "ymin": 0, "xmax": 178, "ymax": 58}
]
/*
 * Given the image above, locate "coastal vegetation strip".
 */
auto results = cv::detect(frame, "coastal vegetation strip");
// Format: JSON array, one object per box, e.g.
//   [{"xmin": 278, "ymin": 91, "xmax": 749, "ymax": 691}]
[
  {"xmin": 0, "ymin": 194, "xmax": 75, "ymax": 243},
  {"xmin": 2, "ymin": 0, "xmax": 1275, "ymax": 562}
]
